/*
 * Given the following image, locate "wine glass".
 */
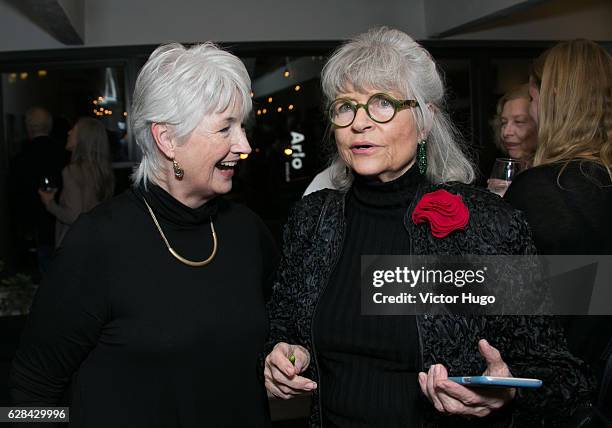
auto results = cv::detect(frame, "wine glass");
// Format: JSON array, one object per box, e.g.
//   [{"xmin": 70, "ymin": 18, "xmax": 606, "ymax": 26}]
[
  {"xmin": 39, "ymin": 176, "xmax": 58, "ymax": 193},
  {"xmin": 488, "ymin": 158, "xmax": 522, "ymax": 197}
]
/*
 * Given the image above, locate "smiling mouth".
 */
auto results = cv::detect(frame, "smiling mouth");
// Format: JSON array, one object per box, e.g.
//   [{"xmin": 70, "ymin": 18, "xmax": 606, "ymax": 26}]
[{"xmin": 215, "ymin": 160, "xmax": 238, "ymax": 170}]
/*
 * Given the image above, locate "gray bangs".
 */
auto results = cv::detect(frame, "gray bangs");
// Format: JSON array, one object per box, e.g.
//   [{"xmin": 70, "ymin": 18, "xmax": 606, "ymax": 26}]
[
  {"xmin": 203, "ymin": 74, "xmax": 252, "ymax": 122},
  {"xmin": 171, "ymin": 59, "xmax": 252, "ymax": 141},
  {"xmin": 322, "ymin": 41, "xmax": 413, "ymax": 103}
]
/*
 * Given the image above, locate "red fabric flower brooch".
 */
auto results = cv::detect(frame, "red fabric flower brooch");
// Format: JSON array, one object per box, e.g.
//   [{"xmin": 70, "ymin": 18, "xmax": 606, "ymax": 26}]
[{"xmin": 411, "ymin": 189, "xmax": 469, "ymax": 238}]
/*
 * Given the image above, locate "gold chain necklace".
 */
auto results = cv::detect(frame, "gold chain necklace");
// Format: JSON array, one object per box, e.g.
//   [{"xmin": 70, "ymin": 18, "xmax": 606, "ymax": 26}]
[{"xmin": 143, "ymin": 197, "xmax": 217, "ymax": 267}]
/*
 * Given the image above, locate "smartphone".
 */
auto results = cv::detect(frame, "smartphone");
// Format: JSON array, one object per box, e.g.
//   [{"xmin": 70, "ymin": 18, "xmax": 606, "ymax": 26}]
[{"xmin": 447, "ymin": 376, "xmax": 542, "ymax": 388}]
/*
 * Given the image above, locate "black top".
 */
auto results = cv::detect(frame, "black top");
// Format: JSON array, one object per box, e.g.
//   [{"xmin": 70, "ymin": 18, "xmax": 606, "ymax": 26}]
[
  {"xmin": 314, "ymin": 166, "xmax": 422, "ymax": 427},
  {"xmin": 505, "ymin": 160, "xmax": 612, "ymax": 399},
  {"xmin": 504, "ymin": 160, "xmax": 611, "ymax": 255},
  {"xmin": 268, "ymin": 175, "xmax": 593, "ymax": 427},
  {"xmin": 10, "ymin": 184, "xmax": 278, "ymax": 428}
]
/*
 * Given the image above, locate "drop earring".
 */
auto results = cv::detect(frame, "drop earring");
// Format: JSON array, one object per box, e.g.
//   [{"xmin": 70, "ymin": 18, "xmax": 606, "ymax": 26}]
[
  {"xmin": 173, "ymin": 159, "xmax": 184, "ymax": 180},
  {"xmin": 417, "ymin": 140, "xmax": 427, "ymax": 175}
]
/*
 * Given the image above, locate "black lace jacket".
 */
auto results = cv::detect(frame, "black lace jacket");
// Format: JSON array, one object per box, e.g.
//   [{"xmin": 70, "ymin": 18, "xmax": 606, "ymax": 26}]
[{"xmin": 266, "ymin": 181, "xmax": 593, "ymax": 427}]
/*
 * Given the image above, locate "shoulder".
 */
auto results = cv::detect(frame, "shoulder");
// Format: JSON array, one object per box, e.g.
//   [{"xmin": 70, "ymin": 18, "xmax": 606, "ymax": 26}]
[
  {"xmin": 291, "ymin": 189, "xmax": 344, "ymax": 223},
  {"xmin": 61, "ymin": 164, "xmax": 86, "ymax": 184},
  {"xmin": 430, "ymin": 182, "xmax": 532, "ymax": 247},
  {"xmin": 84, "ymin": 190, "xmax": 134, "ymax": 221},
  {"xmin": 436, "ymin": 181, "xmax": 516, "ymax": 216},
  {"xmin": 511, "ymin": 161, "xmax": 610, "ymax": 186},
  {"xmin": 508, "ymin": 161, "xmax": 610, "ymax": 200},
  {"xmin": 217, "ymin": 198, "xmax": 271, "ymax": 236},
  {"xmin": 276, "ymin": 189, "xmax": 344, "ymax": 242},
  {"xmin": 508, "ymin": 164, "xmax": 558, "ymax": 190},
  {"xmin": 300, "ymin": 188, "xmax": 343, "ymax": 211},
  {"xmin": 59, "ymin": 191, "xmax": 136, "ymax": 249},
  {"xmin": 62, "ymin": 164, "xmax": 78, "ymax": 179}
]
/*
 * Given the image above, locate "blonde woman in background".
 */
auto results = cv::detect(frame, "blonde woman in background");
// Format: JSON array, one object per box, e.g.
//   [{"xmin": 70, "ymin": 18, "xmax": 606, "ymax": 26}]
[
  {"xmin": 39, "ymin": 117, "xmax": 114, "ymax": 247},
  {"xmin": 505, "ymin": 39, "xmax": 612, "ymax": 425},
  {"xmin": 505, "ymin": 39, "xmax": 611, "ymax": 254}
]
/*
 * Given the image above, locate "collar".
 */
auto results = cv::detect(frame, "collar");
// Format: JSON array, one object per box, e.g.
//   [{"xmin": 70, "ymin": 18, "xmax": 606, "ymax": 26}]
[{"xmin": 132, "ymin": 182, "xmax": 218, "ymax": 227}]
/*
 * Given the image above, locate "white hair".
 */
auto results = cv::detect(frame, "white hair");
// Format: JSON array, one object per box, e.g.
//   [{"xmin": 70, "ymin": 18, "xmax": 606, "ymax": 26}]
[
  {"xmin": 321, "ymin": 27, "xmax": 475, "ymax": 188},
  {"xmin": 130, "ymin": 42, "xmax": 252, "ymax": 187}
]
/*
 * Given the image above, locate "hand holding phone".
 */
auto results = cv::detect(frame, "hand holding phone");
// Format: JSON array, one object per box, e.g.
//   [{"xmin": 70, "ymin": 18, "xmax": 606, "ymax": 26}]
[
  {"xmin": 417, "ymin": 339, "xmax": 516, "ymax": 418},
  {"xmin": 448, "ymin": 376, "xmax": 542, "ymax": 389}
]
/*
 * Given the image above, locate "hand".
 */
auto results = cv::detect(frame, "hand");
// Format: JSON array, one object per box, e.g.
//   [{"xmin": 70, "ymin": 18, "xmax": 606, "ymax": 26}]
[
  {"xmin": 38, "ymin": 189, "xmax": 57, "ymax": 207},
  {"xmin": 487, "ymin": 179, "xmax": 510, "ymax": 197},
  {"xmin": 264, "ymin": 342, "xmax": 317, "ymax": 399},
  {"xmin": 418, "ymin": 339, "xmax": 515, "ymax": 417}
]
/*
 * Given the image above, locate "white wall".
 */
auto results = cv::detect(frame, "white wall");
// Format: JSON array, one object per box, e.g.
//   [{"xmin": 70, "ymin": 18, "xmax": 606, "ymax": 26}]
[
  {"xmin": 0, "ymin": 1, "xmax": 66, "ymax": 51},
  {"xmin": 0, "ymin": 0, "xmax": 427, "ymax": 52},
  {"xmin": 445, "ymin": 0, "xmax": 612, "ymax": 40},
  {"xmin": 58, "ymin": 0, "xmax": 85, "ymax": 40},
  {"xmin": 1, "ymin": 0, "xmax": 611, "ymax": 53},
  {"xmin": 424, "ymin": 0, "xmax": 532, "ymax": 37}
]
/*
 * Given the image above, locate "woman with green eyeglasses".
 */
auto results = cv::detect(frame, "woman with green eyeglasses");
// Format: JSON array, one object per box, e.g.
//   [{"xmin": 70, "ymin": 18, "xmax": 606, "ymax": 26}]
[{"xmin": 264, "ymin": 27, "xmax": 593, "ymax": 427}]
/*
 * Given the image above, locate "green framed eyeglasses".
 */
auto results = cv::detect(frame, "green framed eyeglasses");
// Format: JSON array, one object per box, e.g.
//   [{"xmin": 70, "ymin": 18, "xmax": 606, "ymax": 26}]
[{"xmin": 329, "ymin": 93, "xmax": 419, "ymax": 128}]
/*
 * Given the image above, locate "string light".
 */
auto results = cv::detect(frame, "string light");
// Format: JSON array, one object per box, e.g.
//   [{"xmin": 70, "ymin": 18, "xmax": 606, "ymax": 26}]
[
  {"xmin": 268, "ymin": 97, "xmax": 273, "ymax": 103},
  {"xmin": 123, "ymin": 112, "xmax": 128, "ymax": 117},
  {"xmin": 19, "ymin": 72, "xmax": 28, "ymax": 80},
  {"xmin": 8, "ymin": 73, "xmax": 17, "ymax": 83},
  {"xmin": 277, "ymin": 107, "xmax": 282, "ymax": 113},
  {"xmin": 256, "ymin": 109, "xmax": 261, "ymax": 116},
  {"xmin": 284, "ymin": 148, "xmax": 293, "ymax": 156},
  {"xmin": 262, "ymin": 108, "xmax": 267, "ymax": 114},
  {"xmin": 93, "ymin": 100, "xmax": 98, "ymax": 105},
  {"xmin": 283, "ymin": 69, "xmax": 290, "ymax": 78},
  {"xmin": 37, "ymin": 70, "xmax": 47, "ymax": 77},
  {"xmin": 288, "ymin": 104, "xmax": 294, "ymax": 110},
  {"xmin": 239, "ymin": 153, "xmax": 249, "ymax": 160},
  {"xmin": 294, "ymin": 85, "xmax": 301, "ymax": 91}
]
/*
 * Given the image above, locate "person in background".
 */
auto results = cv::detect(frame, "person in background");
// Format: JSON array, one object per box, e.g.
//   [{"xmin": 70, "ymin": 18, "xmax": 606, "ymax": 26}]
[
  {"xmin": 264, "ymin": 27, "xmax": 592, "ymax": 427},
  {"xmin": 39, "ymin": 117, "xmax": 114, "ymax": 247},
  {"xmin": 505, "ymin": 39, "xmax": 612, "ymax": 425},
  {"xmin": 493, "ymin": 84, "xmax": 538, "ymax": 167},
  {"xmin": 11, "ymin": 42, "xmax": 277, "ymax": 427},
  {"xmin": 487, "ymin": 84, "xmax": 539, "ymax": 196},
  {"xmin": 8, "ymin": 107, "xmax": 66, "ymax": 275}
]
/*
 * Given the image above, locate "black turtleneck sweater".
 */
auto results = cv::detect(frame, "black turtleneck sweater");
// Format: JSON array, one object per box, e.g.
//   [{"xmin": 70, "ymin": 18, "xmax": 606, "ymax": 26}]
[
  {"xmin": 314, "ymin": 166, "xmax": 423, "ymax": 427},
  {"xmin": 10, "ymin": 184, "xmax": 277, "ymax": 427}
]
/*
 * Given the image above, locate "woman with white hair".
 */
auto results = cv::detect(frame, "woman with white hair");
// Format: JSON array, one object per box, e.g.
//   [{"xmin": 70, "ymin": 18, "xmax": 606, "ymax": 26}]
[
  {"xmin": 11, "ymin": 42, "xmax": 277, "ymax": 427},
  {"xmin": 264, "ymin": 28, "xmax": 591, "ymax": 426}
]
